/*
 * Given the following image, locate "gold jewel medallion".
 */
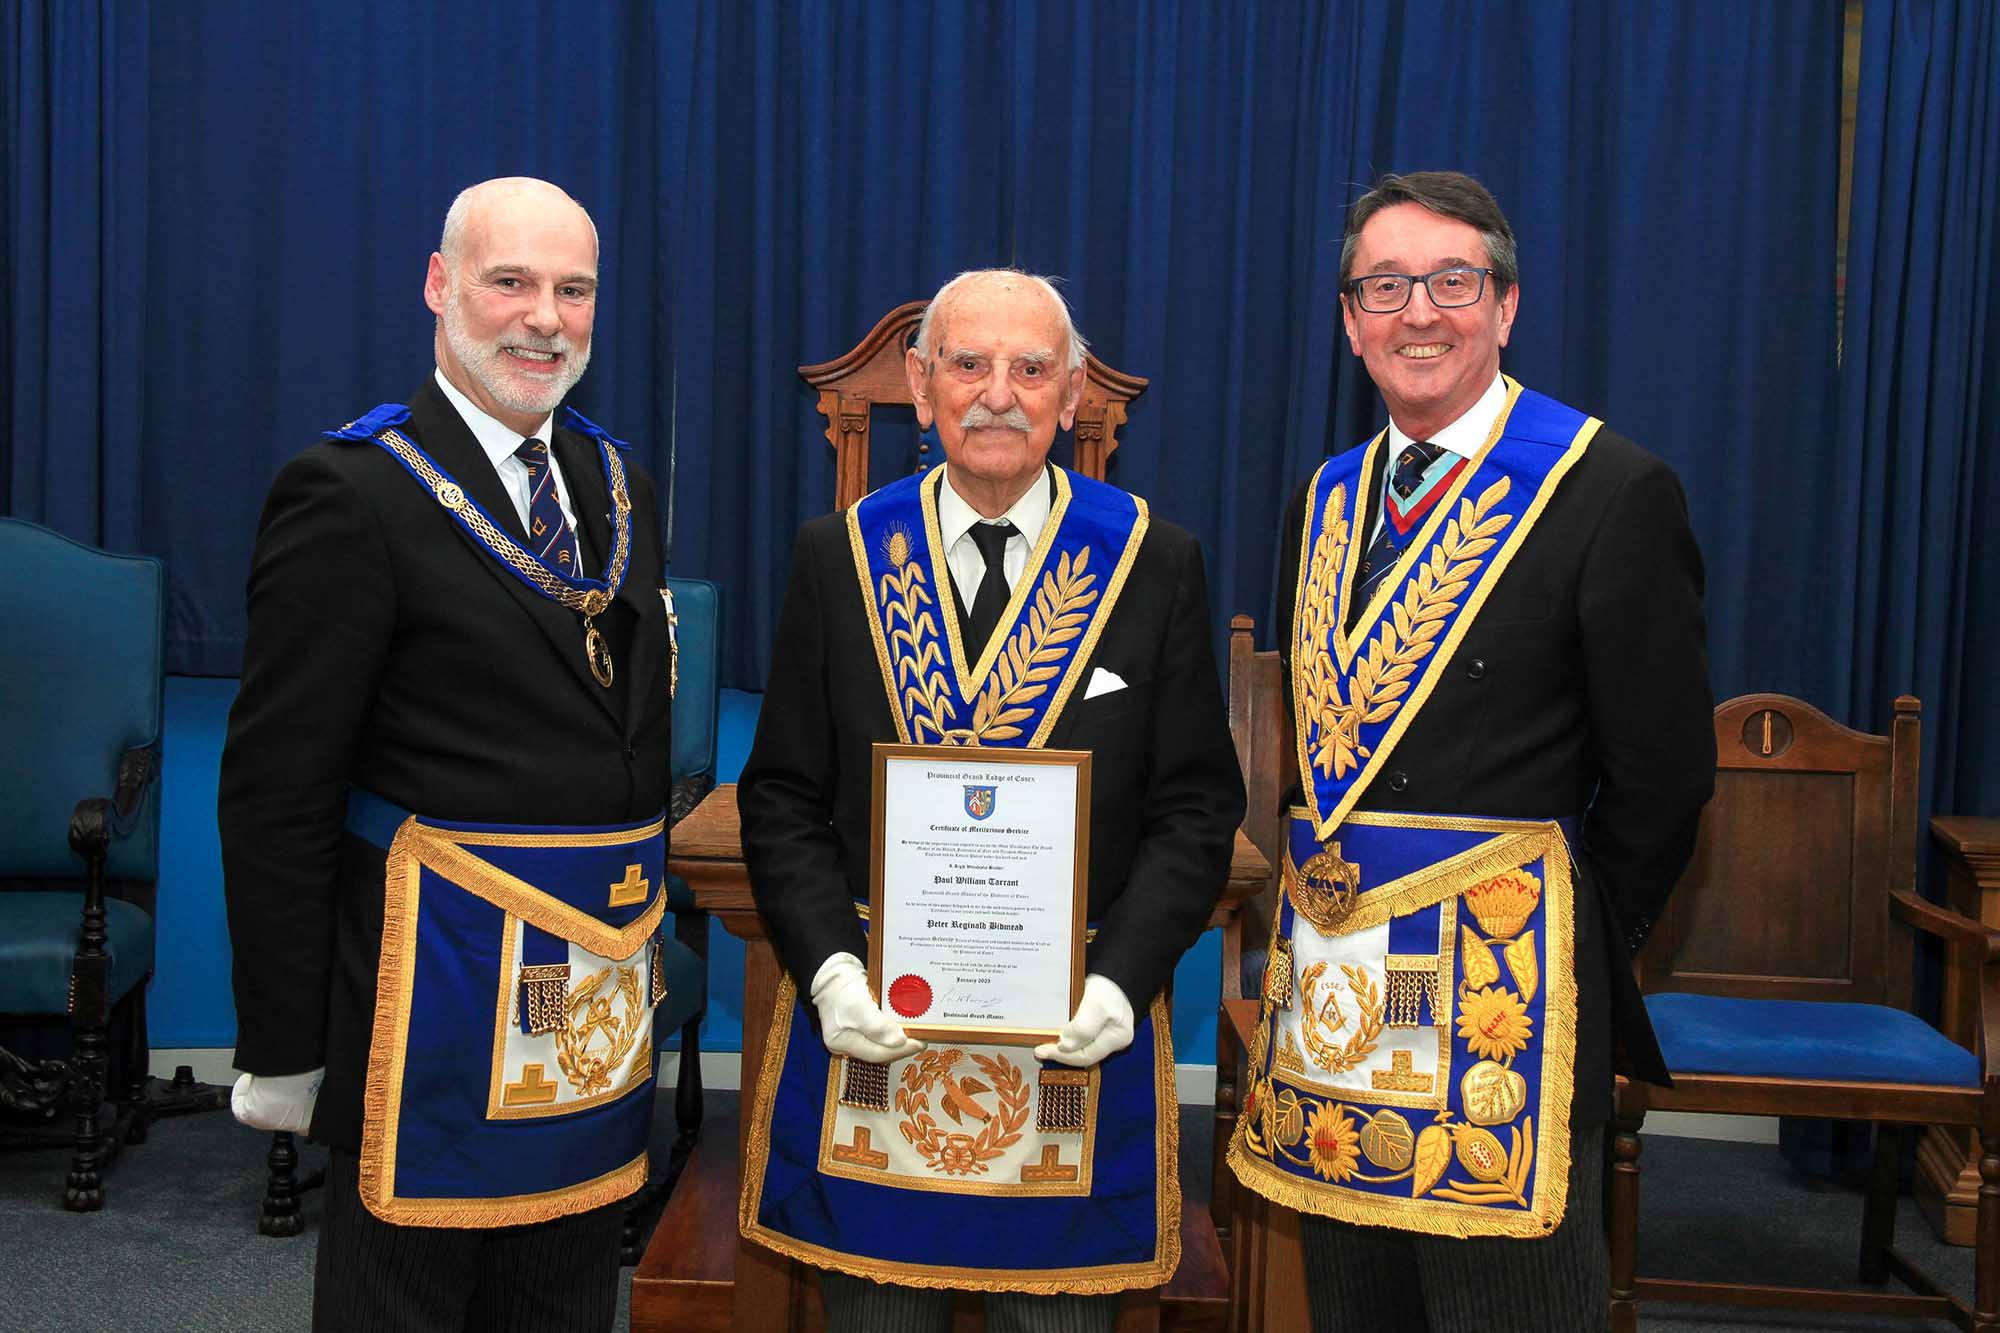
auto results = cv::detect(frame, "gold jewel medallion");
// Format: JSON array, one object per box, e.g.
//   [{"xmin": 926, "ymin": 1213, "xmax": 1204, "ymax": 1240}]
[
  {"xmin": 585, "ymin": 617, "xmax": 614, "ymax": 688},
  {"xmin": 435, "ymin": 480, "xmax": 467, "ymax": 511}
]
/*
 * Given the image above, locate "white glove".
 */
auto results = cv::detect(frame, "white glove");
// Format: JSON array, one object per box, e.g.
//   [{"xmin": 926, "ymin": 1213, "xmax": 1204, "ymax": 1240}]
[
  {"xmin": 1034, "ymin": 974, "xmax": 1135, "ymax": 1067},
  {"xmin": 230, "ymin": 1068, "xmax": 324, "ymax": 1134},
  {"xmin": 810, "ymin": 953, "xmax": 924, "ymax": 1063}
]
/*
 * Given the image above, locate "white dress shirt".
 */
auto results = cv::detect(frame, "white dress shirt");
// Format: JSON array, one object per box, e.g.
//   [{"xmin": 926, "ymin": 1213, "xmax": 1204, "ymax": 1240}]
[
  {"xmin": 935, "ymin": 465, "xmax": 1053, "ymax": 614},
  {"xmin": 433, "ymin": 368, "xmax": 578, "ymax": 537}
]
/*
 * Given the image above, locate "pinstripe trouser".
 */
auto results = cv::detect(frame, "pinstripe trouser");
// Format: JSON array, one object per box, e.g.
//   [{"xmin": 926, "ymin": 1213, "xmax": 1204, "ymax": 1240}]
[
  {"xmin": 311, "ymin": 1148, "xmax": 624, "ymax": 1333},
  {"xmin": 1297, "ymin": 1123, "xmax": 1609, "ymax": 1332},
  {"xmin": 818, "ymin": 1270, "xmax": 1122, "ymax": 1333}
]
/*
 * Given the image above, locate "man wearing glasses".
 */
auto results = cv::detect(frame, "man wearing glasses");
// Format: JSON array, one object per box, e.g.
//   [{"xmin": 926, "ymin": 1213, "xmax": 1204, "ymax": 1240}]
[{"xmin": 1226, "ymin": 171, "xmax": 1713, "ymax": 1329}]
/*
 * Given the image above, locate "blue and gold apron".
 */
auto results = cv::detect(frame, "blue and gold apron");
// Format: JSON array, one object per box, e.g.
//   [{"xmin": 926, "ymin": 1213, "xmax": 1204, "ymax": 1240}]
[
  {"xmin": 348, "ymin": 791, "xmax": 676, "ymax": 1227},
  {"xmin": 1227, "ymin": 379, "xmax": 1600, "ymax": 1238},
  {"xmin": 740, "ymin": 465, "xmax": 1181, "ymax": 1294}
]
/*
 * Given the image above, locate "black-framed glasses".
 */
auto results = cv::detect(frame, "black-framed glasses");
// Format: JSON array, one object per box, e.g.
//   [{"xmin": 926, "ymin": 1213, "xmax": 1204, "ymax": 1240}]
[{"xmin": 1342, "ymin": 266, "xmax": 1494, "ymax": 314}]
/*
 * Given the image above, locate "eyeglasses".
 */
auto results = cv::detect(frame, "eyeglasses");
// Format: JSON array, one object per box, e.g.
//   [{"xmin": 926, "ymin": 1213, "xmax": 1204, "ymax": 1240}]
[{"xmin": 1342, "ymin": 266, "xmax": 1495, "ymax": 314}]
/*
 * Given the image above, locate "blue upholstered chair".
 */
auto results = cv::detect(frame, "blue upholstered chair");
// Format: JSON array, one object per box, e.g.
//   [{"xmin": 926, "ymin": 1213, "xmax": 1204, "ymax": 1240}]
[
  {"xmin": 0, "ymin": 517, "xmax": 217, "ymax": 1210},
  {"xmin": 1609, "ymin": 694, "xmax": 1995, "ymax": 1329},
  {"xmin": 618, "ymin": 575, "xmax": 720, "ymax": 1262}
]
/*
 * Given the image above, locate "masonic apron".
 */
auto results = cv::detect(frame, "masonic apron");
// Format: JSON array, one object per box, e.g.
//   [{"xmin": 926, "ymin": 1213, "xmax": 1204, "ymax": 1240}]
[
  {"xmin": 740, "ymin": 465, "xmax": 1183, "ymax": 1294},
  {"xmin": 1226, "ymin": 378, "xmax": 1601, "ymax": 1239}
]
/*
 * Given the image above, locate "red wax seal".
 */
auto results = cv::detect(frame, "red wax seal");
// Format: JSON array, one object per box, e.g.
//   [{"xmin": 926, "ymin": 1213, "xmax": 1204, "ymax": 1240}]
[{"xmin": 888, "ymin": 973, "xmax": 932, "ymax": 1019}]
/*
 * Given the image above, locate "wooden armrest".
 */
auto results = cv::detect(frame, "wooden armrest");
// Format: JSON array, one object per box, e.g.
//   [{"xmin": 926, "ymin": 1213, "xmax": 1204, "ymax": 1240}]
[{"xmin": 1890, "ymin": 888, "xmax": 2000, "ymax": 961}]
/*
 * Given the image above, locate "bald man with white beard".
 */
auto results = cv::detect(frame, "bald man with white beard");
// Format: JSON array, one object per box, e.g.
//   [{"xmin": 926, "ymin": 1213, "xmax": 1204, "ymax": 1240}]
[{"xmin": 221, "ymin": 178, "xmax": 676, "ymax": 1331}]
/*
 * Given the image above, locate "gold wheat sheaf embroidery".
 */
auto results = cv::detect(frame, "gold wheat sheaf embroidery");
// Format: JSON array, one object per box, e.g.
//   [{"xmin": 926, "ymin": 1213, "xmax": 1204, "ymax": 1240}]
[
  {"xmin": 880, "ymin": 533, "xmax": 1098, "ymax": 746},
  {"xmin": 1301, "ymin": 478, "xmax": 1515, "ymax": 780},
  {"xmin": 877, "ymin": 526, "xmax": 957, "ymax": 741}
]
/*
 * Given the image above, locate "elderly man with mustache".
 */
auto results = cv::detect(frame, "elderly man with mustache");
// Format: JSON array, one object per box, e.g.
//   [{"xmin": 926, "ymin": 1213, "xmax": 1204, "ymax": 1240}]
[
  {"xmin": 220, "ymin": 177, "xmax": 677, "ymax": 1331},
  {"xmin": 736, "ymin": 269, "xmax": 1244, "ymax": 1332}
]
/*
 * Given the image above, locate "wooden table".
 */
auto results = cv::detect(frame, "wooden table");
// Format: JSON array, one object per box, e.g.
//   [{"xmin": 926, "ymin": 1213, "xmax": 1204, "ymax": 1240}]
[
  {"xmin": 631, "ymin": 783, "xmax": 1269, "ymax": 1332},
  {"xmin": 1915, "ymin": 816, "xmax": 2000, "ymax": 1246}
]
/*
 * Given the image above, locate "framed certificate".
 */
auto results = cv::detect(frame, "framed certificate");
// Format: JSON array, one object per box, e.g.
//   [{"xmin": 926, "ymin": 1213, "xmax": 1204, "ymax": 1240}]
[{"xmin": 868, "ymin": 743, "xmax": 1091, "ymax": 1045}]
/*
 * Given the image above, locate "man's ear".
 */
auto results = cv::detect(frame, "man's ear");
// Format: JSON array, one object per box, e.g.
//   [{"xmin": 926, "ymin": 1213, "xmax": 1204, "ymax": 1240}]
[
  {"xmin": 1340, "ymin": 292, "xmax": 1363, "ymax": 357},
  {"xmin": 1496, "ymin": 280, "xmax": 1520, "ymax": 349},
  {"xmin": 905, "ymin": 347, "xmax": 935, "ymax": 429},
  {"xmin": 424, "ymin": 254, "xmax": 449, "ymax": 317},
  {"xmin": 1059, "ymin": 364, "xmax": 1084, "ymax": 431}
]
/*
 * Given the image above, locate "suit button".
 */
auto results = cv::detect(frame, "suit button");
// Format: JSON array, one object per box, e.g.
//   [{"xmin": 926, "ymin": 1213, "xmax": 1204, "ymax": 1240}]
[
  {"xmin": 621, "ymin": 745, "xmax": 636, "ymax": 760},
  {"xmin": 1467, "ymin": 658, "xmax": 1487, "ymax": 679},
  {"xmin": 1389, "ymin": 771, "xmax": 1409, "ymax": 792}
]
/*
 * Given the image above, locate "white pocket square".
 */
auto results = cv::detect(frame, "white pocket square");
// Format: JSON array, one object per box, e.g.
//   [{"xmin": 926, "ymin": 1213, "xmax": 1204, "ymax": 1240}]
[{"xmin": 1083, "ymin": 668, "xmax": 1127, "ymax": 700}]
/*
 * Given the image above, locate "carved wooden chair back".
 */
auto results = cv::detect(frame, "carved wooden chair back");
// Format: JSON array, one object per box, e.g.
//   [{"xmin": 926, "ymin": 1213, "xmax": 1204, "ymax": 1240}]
[{"xmin": 798, "ymin": 300, "xmax": 1150, "ymax": 509}]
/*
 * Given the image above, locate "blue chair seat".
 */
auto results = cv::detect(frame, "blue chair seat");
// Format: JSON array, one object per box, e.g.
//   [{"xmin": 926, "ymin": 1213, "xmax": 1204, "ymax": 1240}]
[
  {"xmin": 0, "ymin": 892, "xmax": 154, "ymax": 1014},
  {"xmin": 1647, "ymin": 991, "xmax": 1979, "ymax": 1087}
]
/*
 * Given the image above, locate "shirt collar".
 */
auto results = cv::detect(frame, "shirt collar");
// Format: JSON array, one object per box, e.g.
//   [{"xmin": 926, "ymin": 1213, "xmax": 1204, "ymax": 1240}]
[
  {"xmin": 433, "ymin": 367, "xmax": 556, "ymax": 471},
  {"xmin": 936, "ymin": 463, "xmax": 1053, "ymax": 552},
  {"xmin": 1386, "ymin": 373, "xmax": 1508, "ymax": 462}
]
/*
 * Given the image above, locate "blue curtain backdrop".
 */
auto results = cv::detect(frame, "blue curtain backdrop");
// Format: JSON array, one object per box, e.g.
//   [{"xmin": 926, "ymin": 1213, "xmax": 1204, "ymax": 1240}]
[{"xmin": 4, "ymin": 0, "xmax": 1993, "ymax": 822}]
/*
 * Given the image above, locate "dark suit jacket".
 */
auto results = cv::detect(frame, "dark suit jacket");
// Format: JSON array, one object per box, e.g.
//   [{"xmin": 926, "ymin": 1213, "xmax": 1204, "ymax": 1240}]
[
  {"xmin": 1278, "ymin": 421, "xmax": 1715, "ymax": 1118},
  {"xmin": 219, "ymin": 377, "xmax": 673, "ymax": 1150},
  {"xmin": 740, "ymin": 479, "xmax": 1246, "ymax": 1014}
]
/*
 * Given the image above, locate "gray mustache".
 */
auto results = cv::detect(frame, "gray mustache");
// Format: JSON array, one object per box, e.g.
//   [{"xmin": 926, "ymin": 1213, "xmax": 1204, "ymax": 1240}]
[{"xmin": 960, "ymin": 404, "xmax": 1032, "ymax": 431}]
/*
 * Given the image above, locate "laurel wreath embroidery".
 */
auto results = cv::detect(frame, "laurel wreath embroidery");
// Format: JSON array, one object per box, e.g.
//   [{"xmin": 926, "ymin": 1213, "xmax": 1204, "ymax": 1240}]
[
  {"xmin": 1298, "ymin": 961, "xmax": 1384, "ymax": 1073},
  {"xmin": 1299, "ymin": 477, "xmax": 1514, "ymax": 780},
  {"xmin": 952, "ymin": 548, "xmax": 1096, "ymax": 743},
  {"xmin": 877, "ymin": 526, "xmax": 957, "ymax": 741},
  {"xmin": 553, "ymin": 964, "xmax": 644, "ymax": 1097},
  {"xmin": 894, "ymin": 1048, "xmax": 1032, "ymax": 1175}
]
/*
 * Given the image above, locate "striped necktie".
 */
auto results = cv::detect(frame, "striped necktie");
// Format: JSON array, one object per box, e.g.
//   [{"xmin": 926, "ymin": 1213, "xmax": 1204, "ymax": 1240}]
[
  {"xmin": 515, "ymin": 437, "xmax": 580, "ymax": 575},
  {"xmin": 1352, "ymin": 440, "xmax": 1445, "ymax": 618}
]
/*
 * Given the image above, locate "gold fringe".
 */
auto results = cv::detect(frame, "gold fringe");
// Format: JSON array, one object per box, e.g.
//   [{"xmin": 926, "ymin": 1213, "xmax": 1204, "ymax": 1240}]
[
  {"xmin": 1283, "ymin": 823, "xmax": 1566, "ymax": 938},
  {"xmin": 358, "ymin": 821, "xmax": 424, "ymax": 1223},
  {"xmin": 358, "ymin": 819, "xmax": 660, "ymax": 1220},
  {"xmin": 407, "ymin": 828, "xmax": 665, "ymax": 958},
  {"xmin": 1225, "ymin": 816, "xmax": 1579, "ymax": 1240},
  {"xmin": 740, "ymin": 985, "xmax": 1182, "ymax": 1293},
  {"xmin": 364, "ymin": 1151, "xmax": 649, "ymax": 1229}
]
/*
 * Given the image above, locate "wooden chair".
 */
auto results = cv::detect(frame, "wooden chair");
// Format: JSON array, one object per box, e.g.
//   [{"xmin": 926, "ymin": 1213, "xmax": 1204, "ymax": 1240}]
[
  {"xmin": 797, "ymin": 299, "xmax": 1149, "ymax": 508},
  {"xmin": 1609, "ymin": 693, "xmax": 1999, "ymax": 1331},
  {"xmin": 1217, "ymin": 617, "xmax": 1314, "ymax": 1332}
]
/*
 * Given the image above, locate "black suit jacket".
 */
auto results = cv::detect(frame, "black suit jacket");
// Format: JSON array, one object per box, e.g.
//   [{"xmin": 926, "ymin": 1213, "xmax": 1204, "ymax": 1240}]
[
  {"xmin": 219, "ymin": 377, "xmax": 673, "ymax": 1150},
  {"xmin": 739, "ymin": 482, "xmax": 1246, "ymax": 1014},
  {"xmin": 1278, "ymin": 422, "xmax": 1715, "ymax": 1116}
]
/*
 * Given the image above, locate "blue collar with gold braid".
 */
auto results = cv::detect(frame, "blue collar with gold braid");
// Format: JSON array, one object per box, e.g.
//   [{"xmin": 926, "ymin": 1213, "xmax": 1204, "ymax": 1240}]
[
  {"xmin": 326, "ymin": 402, "xmax": 634, "ymax": 687},
  {"xmin": 846, "ymin": 464, "xmax": 1148, "ymax": 747},
  {"xmin": 1291, "ymin": 379, "xmax": 1597, "ymax": 839},
  {"xmin": 740, "ymin": 465, "xmax": 1181, "ymax": 1295}
]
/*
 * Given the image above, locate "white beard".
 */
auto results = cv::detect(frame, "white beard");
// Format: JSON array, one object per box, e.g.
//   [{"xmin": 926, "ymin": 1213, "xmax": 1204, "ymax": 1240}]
[{"xmin": 441, "ymin": 291, "xmax": 591, "ymax": 419}]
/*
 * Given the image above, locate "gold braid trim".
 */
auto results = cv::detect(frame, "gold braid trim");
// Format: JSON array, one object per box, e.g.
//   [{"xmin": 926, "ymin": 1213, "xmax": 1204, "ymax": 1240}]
[
  {"xmin": 740, "ymin": 983, "xmax": 1182, "ymax": 1294},
  {"xmin": 405, "ymin": 827, "xmax": 665, "ymax": 959},
  {"xmin": 359, "ymin": 821, "xmax": 650, "ymax": 1226},
  {"xmin": 846, "ymin": 467, "xmax": 1149, "ymax": 750},
  {"xmin": 1225, "ymin": 815, "xmax": 1579, "ymax": 1239}
]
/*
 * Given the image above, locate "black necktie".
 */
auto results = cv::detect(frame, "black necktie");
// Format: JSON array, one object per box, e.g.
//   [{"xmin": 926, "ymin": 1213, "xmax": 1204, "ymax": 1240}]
[
  {"xmin": 1352, "ymin": 441, "xmax": 1444, "ymax": 622},
  {"xmin": 965, "ymin": 521, "xmax": 1018, "ymax": 655}
]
